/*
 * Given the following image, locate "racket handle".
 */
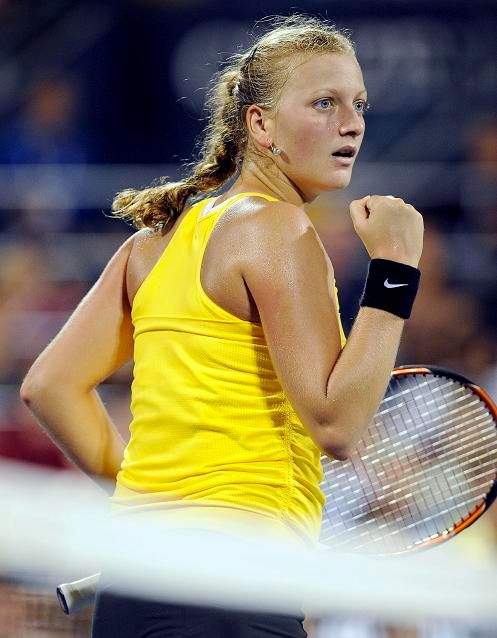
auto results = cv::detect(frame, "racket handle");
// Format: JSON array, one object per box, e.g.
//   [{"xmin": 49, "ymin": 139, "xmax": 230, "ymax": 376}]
[{"xmin": 56, "ymin": 573, "xmax": 100, "ymax": 615}]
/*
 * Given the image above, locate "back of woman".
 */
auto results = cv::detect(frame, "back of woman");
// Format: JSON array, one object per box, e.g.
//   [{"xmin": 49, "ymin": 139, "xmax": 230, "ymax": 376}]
[{"xmin": 115, "ymin": 191, "xmax": 338, "ymax": 544}]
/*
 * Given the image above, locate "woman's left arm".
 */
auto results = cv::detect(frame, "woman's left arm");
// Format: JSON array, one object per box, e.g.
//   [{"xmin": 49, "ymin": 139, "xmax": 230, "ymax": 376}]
[{"xmin": 20, "ymin": 235, "xmax": 135, "ymax": 484}]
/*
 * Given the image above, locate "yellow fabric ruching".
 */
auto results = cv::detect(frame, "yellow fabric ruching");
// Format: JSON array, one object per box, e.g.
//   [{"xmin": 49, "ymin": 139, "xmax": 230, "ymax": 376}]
[{"xmin": 112, "ymin": 192, "xmax": 347, "ymax": 545}]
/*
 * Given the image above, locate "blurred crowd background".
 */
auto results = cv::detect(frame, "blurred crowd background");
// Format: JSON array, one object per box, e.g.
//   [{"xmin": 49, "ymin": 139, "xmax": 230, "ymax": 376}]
[{"xmin": 0, "ymin": 0, "xmax": 496, "ymax": 636}]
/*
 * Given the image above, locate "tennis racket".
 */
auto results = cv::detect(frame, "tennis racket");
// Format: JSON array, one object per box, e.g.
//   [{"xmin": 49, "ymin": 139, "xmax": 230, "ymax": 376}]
[
  {"xmin": 57, "ymin": 364, "xmax": 497, "ymax": 614},
  {"xmin": 320, "ymin": 365, "xmax": 497, "ymax": 554}
]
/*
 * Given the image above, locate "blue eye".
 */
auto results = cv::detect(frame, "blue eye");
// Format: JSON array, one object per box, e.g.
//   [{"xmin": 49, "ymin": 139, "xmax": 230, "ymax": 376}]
[
  {"xmin": 315, "ymin": 98, "xmax": 334, "ymax": 110},
  {"xmin": 354, "ymin": 101, "xmax": 370, "ymax": 114}
]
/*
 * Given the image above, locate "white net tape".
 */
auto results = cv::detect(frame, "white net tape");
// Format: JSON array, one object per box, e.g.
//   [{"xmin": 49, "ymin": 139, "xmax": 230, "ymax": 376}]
[{"xmin": 2, "ymin": 459, "xmax": 497, "ymax": 629}]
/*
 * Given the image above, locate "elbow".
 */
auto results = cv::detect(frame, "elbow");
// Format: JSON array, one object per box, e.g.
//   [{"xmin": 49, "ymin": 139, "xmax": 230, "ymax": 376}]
[
  {"xmin": 20, "ymin": 375, "xmax": 41, "ymax": 406},
  {"xmin": 20, "ymin": 369, "xmax": 52, "ymax": 406},
  {"xmin": 318, "ymin": 429, "xmax": 354, "ymax": 462},
  {"xmin": 322, "ymin": 443, "xmax": 352, "ymax": 462},
  {"xmin": 19, "ymin": 383, "xmax": 30, "ymax": 406}
]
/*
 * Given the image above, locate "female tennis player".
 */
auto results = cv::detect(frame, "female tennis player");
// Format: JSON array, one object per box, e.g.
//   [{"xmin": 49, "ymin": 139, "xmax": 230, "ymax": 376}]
[{"xmin": 20, "ymin": 14, "xmax": 423, "ymax": 638}]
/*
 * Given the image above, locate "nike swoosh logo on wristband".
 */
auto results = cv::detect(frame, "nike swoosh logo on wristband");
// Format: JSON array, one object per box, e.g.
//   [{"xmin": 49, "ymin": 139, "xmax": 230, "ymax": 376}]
[{"xmin": 384, "ymin": 279, "xmax": 409, "ymax": 289}]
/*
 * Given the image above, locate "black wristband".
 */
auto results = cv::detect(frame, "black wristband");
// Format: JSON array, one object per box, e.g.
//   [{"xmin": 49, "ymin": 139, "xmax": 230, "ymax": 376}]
[{"xmin": 360, "ymin": 259, "xmax": 420, "ymax": 319}]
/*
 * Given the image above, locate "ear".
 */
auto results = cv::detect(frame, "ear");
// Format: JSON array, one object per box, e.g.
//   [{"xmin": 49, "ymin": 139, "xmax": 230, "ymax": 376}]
[{"xmin": 245, "ymin": 104, "xmax": 274, "ymax": 151}]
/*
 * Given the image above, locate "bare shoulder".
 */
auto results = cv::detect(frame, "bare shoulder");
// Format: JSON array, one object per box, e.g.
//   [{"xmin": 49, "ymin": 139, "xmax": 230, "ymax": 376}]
[
  {"xmin": 234, "ymin": 197, "xmax": 330, "ymax": 271},
  {"xmin": 237, "ymin": 197, "xmax": 313, "ymax": 234},
  {"xmin": 128, "ymin": 226, "xmax": 163, "ymax": 254}
]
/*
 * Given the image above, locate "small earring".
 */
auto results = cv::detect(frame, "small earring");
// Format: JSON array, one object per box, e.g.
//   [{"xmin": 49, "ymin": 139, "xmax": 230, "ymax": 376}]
[{"xmin": 270, "ymin": 144, "xmax": 281, "ymax": 155}]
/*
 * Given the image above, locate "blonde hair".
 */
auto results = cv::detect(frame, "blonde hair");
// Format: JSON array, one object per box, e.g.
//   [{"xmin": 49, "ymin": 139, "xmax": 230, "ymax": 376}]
[{"xmin": 112, "ymin": 15, "xmax": 355, "ymax": 231}]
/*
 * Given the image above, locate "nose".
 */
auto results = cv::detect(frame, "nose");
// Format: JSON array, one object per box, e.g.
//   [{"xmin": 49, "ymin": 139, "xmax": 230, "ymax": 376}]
[{"xmin": 337, "ymin": 106, "xmax": 365, "ymax": 138}]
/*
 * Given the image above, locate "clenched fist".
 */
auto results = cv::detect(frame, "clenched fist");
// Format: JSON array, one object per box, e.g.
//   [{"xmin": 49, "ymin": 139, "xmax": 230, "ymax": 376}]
[{"xmin": 350, "ymin": 195, "xmax": 424, "ymax": 268}]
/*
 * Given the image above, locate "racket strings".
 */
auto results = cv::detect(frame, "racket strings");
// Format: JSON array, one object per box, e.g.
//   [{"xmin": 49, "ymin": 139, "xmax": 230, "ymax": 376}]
[
  {"xmin": 392, "ymin": 380, "xmax": 495, "ymax": 531},
  {"xmin": 323, "ymin": 415, "xmax": 497, "ymax": 510},
  {"xmin": 321, "ymin": 437, "xmax": 496, "ymax": 546},
  {"xmin": 325, "ymin": 468, "xmax": 495, "ymax": 550},
  {"xmin": 323, "ymin": 448, "xmax": 497, "ymax": 526},
  {"xmin": 322, "ymin": 402, "xmax": 496, "ymax": 514},
  {"xmin": 324, "ymin": 413, "xmax": 495, "ymax": 495},
  {"xmin": 375, "ymin": 376, "xmax": 447, "ymax": 409},
  {"xmin": 353, "ymin": 385, "xmax": 481, "ymax": 459},
  {"xmin": 322, "ymin": 462, "xmax": 494, "ymax": 538},
  {"xmin": 319, "ymin": 373, "xmax": 497, "ymax": 553},
  {"xmin": 337, "ymin": 384, "xmax": 476, "ymax": 476},
  {"xmin": 327, "ymin": 379, "xmax": 495, "ymax": 481},
  {"xmin": 322, "ymin": 455, "xmax": 497, "ymax": 542},
  {"xmin": 321, "ymin": 492, "xmax": 489, "ymax": 552}
]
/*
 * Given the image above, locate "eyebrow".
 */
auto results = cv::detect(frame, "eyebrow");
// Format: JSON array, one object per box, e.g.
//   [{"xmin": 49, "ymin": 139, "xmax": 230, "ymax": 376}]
[{"xmin": 311, "ymin": 87, "xmax": 368, "ymax": 98}]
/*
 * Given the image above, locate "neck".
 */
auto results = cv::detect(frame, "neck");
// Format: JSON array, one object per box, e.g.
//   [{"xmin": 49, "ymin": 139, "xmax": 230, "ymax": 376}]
[{"xmin": 231, "ymin": 157, "xmax": 307, "ymax": 208}]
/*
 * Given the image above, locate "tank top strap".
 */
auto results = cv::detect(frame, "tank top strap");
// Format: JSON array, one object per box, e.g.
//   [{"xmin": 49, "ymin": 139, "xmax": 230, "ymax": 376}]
[{"xmin": 196, "ymin": 191, "xmax": 279, "ymax": 223}]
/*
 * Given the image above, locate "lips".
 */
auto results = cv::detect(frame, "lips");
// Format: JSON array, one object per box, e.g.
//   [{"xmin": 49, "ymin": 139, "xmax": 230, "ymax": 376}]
[
  {"xmin": 331, "ymin": 145, "xmax": 356, "ymax": 167},
  {"xmin": 331, "ymin": 145, "xmax": 356, "ymax": 158}
]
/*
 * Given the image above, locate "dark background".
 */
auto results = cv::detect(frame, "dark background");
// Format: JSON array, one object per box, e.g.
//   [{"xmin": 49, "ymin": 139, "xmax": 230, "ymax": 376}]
[{"xmin": 0, "ymin": 1, "xmax": 496, "ymax": 635}]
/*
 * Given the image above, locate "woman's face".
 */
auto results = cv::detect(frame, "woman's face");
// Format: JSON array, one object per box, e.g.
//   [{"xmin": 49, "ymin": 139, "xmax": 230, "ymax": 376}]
[{"xmin": 270, "ymin": 53, "xmax": 367, "ymax": 201}]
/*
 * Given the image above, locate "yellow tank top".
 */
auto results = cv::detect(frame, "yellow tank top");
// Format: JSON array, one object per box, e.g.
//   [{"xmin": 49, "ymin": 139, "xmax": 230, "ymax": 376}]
[{"xmin": 112, "ymin": 192, "xmax": 347, "ymax": 545}]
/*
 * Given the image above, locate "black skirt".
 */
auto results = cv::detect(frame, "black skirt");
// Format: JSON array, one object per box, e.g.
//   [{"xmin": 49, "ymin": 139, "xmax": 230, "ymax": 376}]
[{"xmin": 92, "ymin": 587, "xmax": 307, "ymax": 638}]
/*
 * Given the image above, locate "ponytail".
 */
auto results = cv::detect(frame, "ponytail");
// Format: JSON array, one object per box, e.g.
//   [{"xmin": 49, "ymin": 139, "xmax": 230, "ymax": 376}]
[{"xmin": 112, "ymin": 69, "xmax": 241, "ymax": 231}]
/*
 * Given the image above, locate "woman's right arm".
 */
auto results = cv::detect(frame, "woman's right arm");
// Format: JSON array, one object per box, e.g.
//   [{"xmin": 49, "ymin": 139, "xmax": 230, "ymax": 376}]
[
  {"xmin": 240, "ymin": 195, "xmax": 424, "ymax": 460},
  {"xmin": 20, "ymin": 236, "xmax": 135, "ymax": 482}
]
